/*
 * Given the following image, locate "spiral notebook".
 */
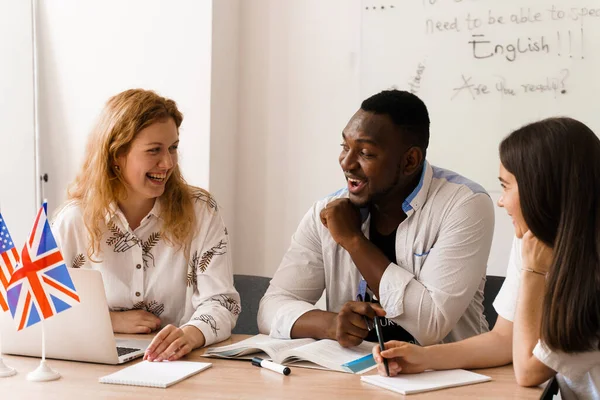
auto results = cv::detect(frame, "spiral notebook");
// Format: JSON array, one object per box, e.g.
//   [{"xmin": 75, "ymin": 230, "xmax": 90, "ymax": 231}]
[
  {"xmin": 99, "ymin": 360, "xmax": 212, "ymax": 388},
  {"xmin": 361, "ymin": 369, "xmax": 491, "ymax": 395}
]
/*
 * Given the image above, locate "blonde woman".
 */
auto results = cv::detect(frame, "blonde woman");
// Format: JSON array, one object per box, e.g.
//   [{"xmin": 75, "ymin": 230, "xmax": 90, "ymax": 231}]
[{"xmin": 53, "ymin": 89, "xmax": 239, "ymax": 362}]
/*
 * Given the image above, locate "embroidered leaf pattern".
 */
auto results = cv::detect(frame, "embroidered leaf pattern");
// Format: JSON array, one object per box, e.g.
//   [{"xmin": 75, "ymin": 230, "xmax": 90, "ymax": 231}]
[
  {"xmin": 106, "ymin": 221, "xmax": 140, "ymax": 252},
  {"xmin": 210, "ymin": 295, "xmax": 241, "ymax": 316},
  {"xmin": 142, "ymin": 232, "xmax": 160, "ymax": 253},
  {"xmin": 191, "ymin": 188, "xmax": 218, "ymax": 211},
  {"xmin": 71, "ymin": 254, "xmax": 85, "ymax": 268},
  {"xmin": 187, "ymin": 250, "xmax": 200, "ymax": 287},
  {"xmin": 131, "ymin": 300, "xmax": 165, "ymax": 317},
  {"xmin": 142, "ymin": 231, "xmax": 161, "ymax": 270},
  {"xmin": 198, "ymin": 240, "xmax": 227, "ymax": 273},
  {"xmin": 193, "ymin": 314, "xmax": 219, "ymax": 336}
]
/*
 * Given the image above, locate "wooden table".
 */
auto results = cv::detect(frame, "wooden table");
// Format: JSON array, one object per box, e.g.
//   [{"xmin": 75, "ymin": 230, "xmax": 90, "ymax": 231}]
[{"xmin": 1, "ymin": 335, "xmax": 542, "ymax": 399}]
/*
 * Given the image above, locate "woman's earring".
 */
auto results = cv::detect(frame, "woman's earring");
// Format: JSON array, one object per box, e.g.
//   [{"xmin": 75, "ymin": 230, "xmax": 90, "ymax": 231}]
[{"xmin": 114, "ymin": 165, "xmax": 120, "ymax": 172}]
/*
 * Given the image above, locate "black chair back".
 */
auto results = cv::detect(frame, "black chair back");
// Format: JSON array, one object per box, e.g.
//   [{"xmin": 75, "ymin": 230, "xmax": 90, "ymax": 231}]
[
  {"xmin": 483, "ymin": 275, "xmax": 505, "ymax": 329},
  {"xmin": 540, "ymin": 376, "xmax": 559, "ymax": 400},
  {"xmin": 232, "ymin": 274, "xmax": 271, "ymax": 335}
]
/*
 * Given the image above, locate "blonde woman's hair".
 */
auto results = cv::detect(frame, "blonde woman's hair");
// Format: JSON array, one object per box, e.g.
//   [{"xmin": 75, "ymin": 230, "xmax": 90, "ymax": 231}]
[{"xmin": 65, "ymin": 88, "xmax": 196, "ymax": 261}]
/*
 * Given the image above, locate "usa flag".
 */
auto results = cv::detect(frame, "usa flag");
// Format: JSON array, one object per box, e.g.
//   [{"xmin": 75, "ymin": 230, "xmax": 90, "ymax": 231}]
[
  {"xmin": 7, "ymin": 202, "xmax": 80, "ymax": 330},
  {"xmin": 0, "ymin": 213, "xmax": 20, "ymax": 312}
]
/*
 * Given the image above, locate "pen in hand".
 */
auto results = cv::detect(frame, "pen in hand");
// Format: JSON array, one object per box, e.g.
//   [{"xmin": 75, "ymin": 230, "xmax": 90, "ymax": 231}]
[{"xmin": 373, "ymin": 316, "xmax": 389, "ymax": 377}]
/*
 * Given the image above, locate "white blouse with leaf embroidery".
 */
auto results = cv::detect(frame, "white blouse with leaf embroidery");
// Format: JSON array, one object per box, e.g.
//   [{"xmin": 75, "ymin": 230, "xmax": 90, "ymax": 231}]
[{"xmin": 52, "ymin": 189, "xmax": 239, "ymax": 346}]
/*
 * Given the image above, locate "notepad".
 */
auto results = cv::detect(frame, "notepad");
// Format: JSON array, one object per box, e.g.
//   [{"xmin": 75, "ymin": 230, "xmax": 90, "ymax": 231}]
[
  {"xmin": 99, "ymin": 360, "xmax": 212, "ymax": 388},
  {"xmin": 361, "ymin": 369, "xmax": 491, "ymax": 395}
]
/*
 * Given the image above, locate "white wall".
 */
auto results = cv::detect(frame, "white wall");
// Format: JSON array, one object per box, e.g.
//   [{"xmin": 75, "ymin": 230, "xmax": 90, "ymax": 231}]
[
  {"xmin": 36, "ymin": 0, "xmax": 213, "ymax": 215},
  {"xmin": 208, "ymin": 0, "xmax": 240, "ymax": 237},
  {"xmin": 0, "ymin": 1, "xmax": 36, "ymax": 246},
  {"xmin": 233, "ymin": 0, "xmax": 363, "ymax": 276}
]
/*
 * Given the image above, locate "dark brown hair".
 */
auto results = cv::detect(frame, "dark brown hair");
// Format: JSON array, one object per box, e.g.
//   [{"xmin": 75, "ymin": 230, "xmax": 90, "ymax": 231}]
[{"xmin": 500, "ymin": 117, "xmax": 600, "ymax": 352}]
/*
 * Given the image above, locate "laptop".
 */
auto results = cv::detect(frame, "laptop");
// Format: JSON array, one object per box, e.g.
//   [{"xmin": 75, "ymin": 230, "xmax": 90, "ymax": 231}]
[{"xmin": 1, "ymin": 268, "xmax": 149, "ymax": 364}]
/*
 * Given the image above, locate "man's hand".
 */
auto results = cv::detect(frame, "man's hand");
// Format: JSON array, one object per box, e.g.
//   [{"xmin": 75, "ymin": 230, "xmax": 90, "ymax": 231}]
[
  {"xmin": 320, "ymin": 198, "xmax": 363, "ymax": 249},
  {"xmin": 144, "ymin": 325, "xmax": 206, "ymax": 362},
  {"xmin": 109, "ymin": 310, "xmax": 161, "ymax": 334},
  {"xmin": 329, "ymin": 301, "xmax": 386, "ymax": 347}
]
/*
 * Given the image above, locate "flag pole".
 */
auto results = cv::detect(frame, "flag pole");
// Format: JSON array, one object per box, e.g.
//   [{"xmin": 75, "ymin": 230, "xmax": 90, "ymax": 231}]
[
  {"xmin": 26, "ymin": 0, "xmax": 59, "ymax": 380},
  {"xmin": 0, "ymin": 202, "xmax": 17, "ymax": 377},
  {"xmin": 0, "ymin": 328, "xmax": 17, "ymax": 377}
]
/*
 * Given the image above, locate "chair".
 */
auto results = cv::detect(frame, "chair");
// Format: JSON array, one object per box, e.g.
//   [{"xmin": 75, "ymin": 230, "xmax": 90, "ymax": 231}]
[
  {"xmin": 483, "ymin": 275, "xmax": 505, "ymax": 329},
  {"xmin": 232, "ymin": 274, "xmax": 271, "ymax": 335},
  {"xmin": 540, "ymin": 376, "xmax": 559, "ymax": 400}
]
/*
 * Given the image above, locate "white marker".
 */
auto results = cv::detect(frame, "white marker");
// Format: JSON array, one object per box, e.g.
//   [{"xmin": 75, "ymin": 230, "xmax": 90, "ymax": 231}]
[{"xmin": 251, "ymin": 357, "xmax": 291, "ymax": 376}]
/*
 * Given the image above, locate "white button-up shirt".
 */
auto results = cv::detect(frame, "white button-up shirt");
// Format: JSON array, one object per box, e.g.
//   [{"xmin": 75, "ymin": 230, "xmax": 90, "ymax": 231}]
[
  {"xmin": 52, "ymin": 191, "xmax": 239, "ymax": 346},
  {"xmin": 258, "ymin": 162, "xmax": 495, "ymax": 345}
]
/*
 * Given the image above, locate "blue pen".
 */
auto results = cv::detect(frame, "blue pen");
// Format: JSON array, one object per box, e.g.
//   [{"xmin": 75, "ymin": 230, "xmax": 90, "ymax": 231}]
[{"xmin": 373, "ymin": 316, "xmax": 390, "ymax": 376}]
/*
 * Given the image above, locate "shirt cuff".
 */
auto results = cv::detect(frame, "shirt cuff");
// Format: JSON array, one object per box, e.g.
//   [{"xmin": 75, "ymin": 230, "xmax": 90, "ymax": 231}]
[
  {"xmin": 378, "ymin": 263, "xmax": 415, "ymax": 319},
  {"xmin": 181, "ymin": 319, "xmax": 221, "ymax": 347},
  {"xmin": 269, "ymin": 301, "xmax": 318, "ymax": 339}
]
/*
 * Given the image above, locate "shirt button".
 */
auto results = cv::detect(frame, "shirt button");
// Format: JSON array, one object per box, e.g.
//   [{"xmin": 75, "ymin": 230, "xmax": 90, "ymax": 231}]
[
  {"xmin": 135, "ymin": 292, "xmax": 141, "ymax": 297},
  {"xmin": 136, "ymin": 264, "xmax": 141, "ymax": 269}
]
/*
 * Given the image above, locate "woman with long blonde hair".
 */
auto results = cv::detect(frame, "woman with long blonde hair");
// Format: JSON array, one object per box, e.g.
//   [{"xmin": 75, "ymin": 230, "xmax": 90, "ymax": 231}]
[{"xmin": 53, "ymin": 89, "xmax": 239, "ymax": 361}]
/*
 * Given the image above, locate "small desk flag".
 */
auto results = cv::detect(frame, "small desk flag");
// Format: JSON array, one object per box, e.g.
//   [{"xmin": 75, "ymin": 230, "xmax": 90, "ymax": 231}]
[
  {"xmin": 0, "ymin": 213, "xmax": 20, "ymax": 312},
  {"xmin": 7, "ymin": 201, "xmax": 80, "ymax": 330}
]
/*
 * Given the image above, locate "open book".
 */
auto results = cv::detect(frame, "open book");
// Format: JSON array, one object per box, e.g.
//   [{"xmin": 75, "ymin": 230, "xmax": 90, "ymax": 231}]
[{"xmin": 203, "ymin": 334, "xmax": 376, "ymax": 374}]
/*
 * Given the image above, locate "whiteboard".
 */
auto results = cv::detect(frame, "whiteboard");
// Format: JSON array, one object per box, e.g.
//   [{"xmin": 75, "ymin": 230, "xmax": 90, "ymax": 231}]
[
  {"xmin": 360, "ymin": 0, "xmax": 600, "ymax": 190},
  {"xmin": 360, "ymin": 0, "xmax": 600, "ymax": 275}
]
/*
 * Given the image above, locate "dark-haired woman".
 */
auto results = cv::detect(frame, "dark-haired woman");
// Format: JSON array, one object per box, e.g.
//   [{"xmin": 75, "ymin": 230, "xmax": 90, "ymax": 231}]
[{"xmin": 372, "ymin": 117, "xmax": 599, "ymax": 399}]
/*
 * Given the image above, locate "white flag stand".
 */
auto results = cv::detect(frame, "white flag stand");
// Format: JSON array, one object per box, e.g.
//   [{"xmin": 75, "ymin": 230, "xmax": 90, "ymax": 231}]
[
  {"xmin": 27, "ymin": 322, "xmax": 60, "ymax": 381},
  {"xmin": 0, "ymin": 330, "xmax": 17, "ymax": 377}
]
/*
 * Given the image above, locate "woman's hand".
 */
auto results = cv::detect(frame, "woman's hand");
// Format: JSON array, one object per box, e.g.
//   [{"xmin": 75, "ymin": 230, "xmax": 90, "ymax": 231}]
[
  {"xmin": 521, "ymin": 231, "xmax": 553, "ymax": 275},
  {"xmin": 144, "ymin": 325, "xmax": 206, "ymax": 362},
  {"xmin": 109, "ymin": 310, "xmax": 161, "ymax": 334},
  {"xmin": 372, "ymin": 341, "xmax": 429, "ymax": 376}
]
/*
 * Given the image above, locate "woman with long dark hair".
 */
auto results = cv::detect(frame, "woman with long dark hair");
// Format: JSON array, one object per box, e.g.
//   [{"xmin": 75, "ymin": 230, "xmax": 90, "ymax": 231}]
[{"xmin": 372, "ymin": 117, "xmax": 600, "ymax": 399}]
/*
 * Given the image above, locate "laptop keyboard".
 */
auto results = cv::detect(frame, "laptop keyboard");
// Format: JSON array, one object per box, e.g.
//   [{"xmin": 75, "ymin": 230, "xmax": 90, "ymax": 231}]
[{"xmin": 117, "ymin": 346, "xmax": 141, "ymax": 357}]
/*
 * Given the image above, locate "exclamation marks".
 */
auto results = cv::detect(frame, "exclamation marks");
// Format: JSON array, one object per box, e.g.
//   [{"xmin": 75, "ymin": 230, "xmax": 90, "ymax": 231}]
[
  {"xmin": 556, "ymin": 30, "xmax": 584, "ymax": 59},
  {"xmin": 581, "ymin": 27, "xmax": 585, "ymax": 59}
]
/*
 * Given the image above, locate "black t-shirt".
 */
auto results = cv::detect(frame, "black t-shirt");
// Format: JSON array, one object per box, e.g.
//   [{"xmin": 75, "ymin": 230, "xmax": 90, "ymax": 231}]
[{"xmin": 364, "ymin": 224, "xmax": 416, "ymax": 344}]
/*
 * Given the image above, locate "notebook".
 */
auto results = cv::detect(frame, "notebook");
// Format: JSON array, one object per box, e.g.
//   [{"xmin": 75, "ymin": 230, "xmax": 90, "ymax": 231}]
[
  {"xmin": 361, "ymin": 369, "xmax": 491, "ymax": 395},
  {"xmin": 99, "ymin": 360, "xmax": 212, "ymax": 388}
]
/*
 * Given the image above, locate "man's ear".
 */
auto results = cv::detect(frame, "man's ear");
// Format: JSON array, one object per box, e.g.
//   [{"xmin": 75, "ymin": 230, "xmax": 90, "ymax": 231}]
[{"xmin": 401, "ymin": 146, "xmax": 424, "ymax": 176}]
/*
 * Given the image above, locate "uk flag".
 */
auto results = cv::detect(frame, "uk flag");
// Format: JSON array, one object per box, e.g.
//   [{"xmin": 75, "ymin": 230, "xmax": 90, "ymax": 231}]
[
  {"xmin": 7, "ymin": 202, "xmax": 80, "ymax": 330},
  {"xmin": 0, "ymin": 213, "xmax": 20, "ymax": 312}
]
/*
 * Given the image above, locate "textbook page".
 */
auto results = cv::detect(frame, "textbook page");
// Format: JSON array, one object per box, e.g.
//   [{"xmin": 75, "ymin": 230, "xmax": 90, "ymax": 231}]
[
  {"xmin": 203, "ymin": 334, "xmax": 315, "ymax": 360},
  {"xmin": 279, "ymin": 339, "xmax": 377, "ymax": 374},
  {"xmin": 204, "ymin": 334, "xmax": 376, "ymax": 373}
]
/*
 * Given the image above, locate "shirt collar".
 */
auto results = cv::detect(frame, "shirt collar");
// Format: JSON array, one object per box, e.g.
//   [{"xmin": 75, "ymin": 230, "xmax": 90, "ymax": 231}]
[
  {"xmin": 104, "ymin": 198, "xmax": 163, "ymax": 226},
  {"xmin": 401, "ymin": 160, "xmax": 432, "ymax": 214}
]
